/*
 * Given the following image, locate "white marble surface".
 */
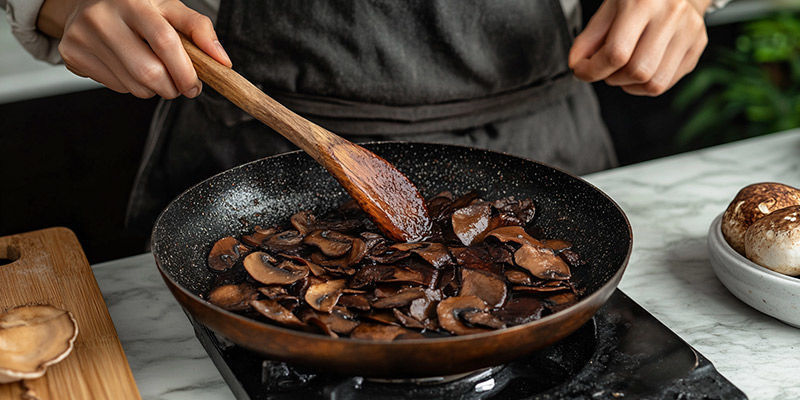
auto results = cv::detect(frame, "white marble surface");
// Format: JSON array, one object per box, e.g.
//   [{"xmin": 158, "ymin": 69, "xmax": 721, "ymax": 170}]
[{"xmin": 92, "ymin": 130, "xmax": 800, "ymax": 400}]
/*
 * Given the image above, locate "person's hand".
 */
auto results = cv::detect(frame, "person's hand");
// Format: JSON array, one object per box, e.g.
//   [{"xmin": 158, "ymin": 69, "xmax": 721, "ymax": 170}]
[
  {"xmin": 569, "ymin": 0, "xmax": 711, "ymax": 96},
  {"xmin": 37, "ymin": 0, "xmax": 232, "ymax": 99}
]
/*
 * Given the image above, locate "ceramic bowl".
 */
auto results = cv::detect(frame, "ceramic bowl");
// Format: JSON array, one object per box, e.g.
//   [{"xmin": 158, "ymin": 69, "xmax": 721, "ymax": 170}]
[{"xmin": 708, "ymin": 214, "xmax": 800, "ymax": 328}]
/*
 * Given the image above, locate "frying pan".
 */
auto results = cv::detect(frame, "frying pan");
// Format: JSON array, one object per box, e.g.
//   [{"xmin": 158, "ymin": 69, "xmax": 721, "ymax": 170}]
[{"xmin": 151, "ymin": 142, "xmax": 632, "ymax": 378}]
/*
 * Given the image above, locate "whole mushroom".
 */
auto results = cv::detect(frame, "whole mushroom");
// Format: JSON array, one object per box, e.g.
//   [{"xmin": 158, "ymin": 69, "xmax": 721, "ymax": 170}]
[
  {"xmin": 721, "ymin": 182, "xmax": 800, "ymax": 255},
  {"xmin": 744, "ymin": 205, "xmax": 800, "ymax": 276}
]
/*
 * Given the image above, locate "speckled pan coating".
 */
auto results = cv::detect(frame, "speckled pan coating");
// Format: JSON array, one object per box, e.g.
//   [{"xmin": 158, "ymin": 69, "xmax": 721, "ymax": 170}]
[{"xmin": 151, "ymin": 142, "xmax": 632, "ymax": 377}]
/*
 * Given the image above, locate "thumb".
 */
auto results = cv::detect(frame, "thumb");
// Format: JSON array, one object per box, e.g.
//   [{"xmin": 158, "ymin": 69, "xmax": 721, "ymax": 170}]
[{"xmin": 161, "ymin": 1, "xmax": 232, "ymax": 68}]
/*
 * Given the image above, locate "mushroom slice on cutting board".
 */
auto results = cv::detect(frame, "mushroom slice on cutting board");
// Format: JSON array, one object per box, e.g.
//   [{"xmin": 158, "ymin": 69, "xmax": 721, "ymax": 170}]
[{"xmin": 0, "ymin": 305, "xmax": 79, "ymax": 383}]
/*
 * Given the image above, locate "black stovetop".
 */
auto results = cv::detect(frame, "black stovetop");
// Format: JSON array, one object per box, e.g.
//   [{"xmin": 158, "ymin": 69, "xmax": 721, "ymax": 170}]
[{"xmin": 188, "ymin": 290, "xmax": 747, "ymax": 400}]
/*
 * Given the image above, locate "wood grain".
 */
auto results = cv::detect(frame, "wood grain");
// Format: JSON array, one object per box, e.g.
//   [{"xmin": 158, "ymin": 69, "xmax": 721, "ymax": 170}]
[
  {"xmin": 0, "ymin": 228, "xmax": 140, "ymax": 400},
  {"xmin": 180, "ymin": 35, "xmax": 432, "ymax": 242}
]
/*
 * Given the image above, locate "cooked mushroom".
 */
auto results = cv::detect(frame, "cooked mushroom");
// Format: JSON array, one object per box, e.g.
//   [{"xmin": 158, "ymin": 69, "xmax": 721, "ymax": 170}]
[
  {"xmin": 250, "ymin": 299, "xmax": 306, "ymax": 328},
  {"xmin": 241, "ymin": 226, "xmax": 277, "ymax": 247},
  {"xmin": 544, "ymin": 292, "xmax": 578, "ymax": 314},
  {"xmin": 492, "ymin": 197, "xmax": 536, "ymax": 225},
  {"xmin": 290, "ymin": 210, "xmax": 316, "ymax": 235},
  {"xmin": 486, "ymin": 226, "xmax": 544, "ymax": 247},
  {"xmin": 303, "ymin": 230, "xmax": 354, "ymax": 257},
  {"xmin": 304, "ymin": 279, "xmax": 347, "ymax": 312},
  {"xmin": 391, "ymin": 242, "xmax": 452, "ymax": 268},
  {"xmin": 495, "ymin": 297, "xmax": 545, "ymax": 326},
  {"xmin": 208, "ymin": 236, "xmax": 250, "ymax": 271},
  {"xmin": 0, "ymin": 305, "xmax": 79, "ymax": 383},
  {"xmin": 349, "ymin": 323, "xmax": 421, "ymax": 341},
  {"xmin": 392, "ymin": 309, "xmax": 426, "ymax": 329},
  {"xmin": 504, "ymin": 269, "xmax": 532, "ymax": 285},
  {"xmin": 460, "ymin": 268, "xmax": 507, "ymax": 308},
  {"xmin": 300, "ymin": 308, "xmax": 360, "ymax": 336},
  {"xmin": 542, "ymin": 239, "xmax": 572, "ymax": 252},
  {"xmin": 722, "ymin": 182, "xmax": 800, "ymax": 255},
  {"xmin": 449, "ymin": 247, "xmax": 502, "ymax": 276},
  {"xmin": 263, "ymin": 230, "xmax": 305, "ymax": 252},
  {"xmin": 244, "ymin": 252, "xmax": 308, "ymax": 285},
  {"xmin": 279, "ymin": 254, "xmax": 327, "ymax": 276},
  {"xmin": 514, "ymin": 244, "xmax": 571, "ymax": 280},
  {"xmin": 437, "ymin": 296, "xmax": 493, "ymax": 336},
  {"xmin": 744, "ymin": 205, "xmax": 800, "ymax": 276},
  {"xmin": 208, "ymin": 283, "xmax": 259, "ymax": 310},
  {"xmin": 338, "ymin": 294, "xmax": 371, "ymax": 311},
  {"xmin": 452, "ymin": 202, "xmax": 494, "ymax": 246},
  {"xmin": 461, "ymin": 310, "xmax": 506, "ymax": 329},
  {"xmin": 372, "ymin": 287, "xmax": 426, "ymax": 308}
]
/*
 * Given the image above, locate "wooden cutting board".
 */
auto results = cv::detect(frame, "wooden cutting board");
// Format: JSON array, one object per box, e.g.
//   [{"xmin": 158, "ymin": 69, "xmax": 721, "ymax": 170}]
[{"xmin": 0, "ymin": 228, "xmax": 141, "ymax": 400}]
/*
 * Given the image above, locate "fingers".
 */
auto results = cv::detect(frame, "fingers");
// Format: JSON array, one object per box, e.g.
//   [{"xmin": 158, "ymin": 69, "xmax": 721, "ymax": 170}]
[
  {"xmin": 124, "ymin": 7, "xmax": 201, "ymax": 96},
  {"xmin": 57, "ymin": 0, "xmax": 224, "ymax": 99},
  {"xmin": 161, "ymin": 1, "xmax": 232, "ymax": 67},
  {"xmin": 570, "ymin": 0, "xmax": 708, "ymax": 96},
  {"xmin": 571, "ymin": 1, "xmax": 651, "ymax": 82}
]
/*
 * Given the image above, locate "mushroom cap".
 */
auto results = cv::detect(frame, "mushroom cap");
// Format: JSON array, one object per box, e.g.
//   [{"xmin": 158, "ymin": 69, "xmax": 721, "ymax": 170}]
[
  {"xmin": 243, "ymin": 252, "xmax": 309, "ymax": 285},
  {"xmin": 0, "ymin": 305, "xmax": 79, "ymax": 384},
  {"xmin": 744, "ymin": 205, "xmax": 800, "ymax": 276},
  {"xmin": 722, "ymin": 182, "xmax": 800, "ymax": 255}
]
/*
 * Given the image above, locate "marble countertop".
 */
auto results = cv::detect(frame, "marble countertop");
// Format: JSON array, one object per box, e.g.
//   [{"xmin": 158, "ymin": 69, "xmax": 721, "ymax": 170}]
[{"xmin": 92, "ymin": 130, "xmax": 800, "ymax": 400}]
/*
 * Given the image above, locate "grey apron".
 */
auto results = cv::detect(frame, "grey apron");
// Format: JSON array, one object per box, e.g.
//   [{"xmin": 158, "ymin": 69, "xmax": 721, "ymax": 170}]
[{"xmin": 126, "ymin": 0, "xmax": 617, "ymax": 234}]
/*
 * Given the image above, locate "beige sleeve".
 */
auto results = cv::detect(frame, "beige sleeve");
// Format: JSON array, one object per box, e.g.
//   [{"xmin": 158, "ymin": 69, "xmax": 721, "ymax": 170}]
[{"xmin": 2, "ymin": 0, "xmax": 62, "ymax": 63}]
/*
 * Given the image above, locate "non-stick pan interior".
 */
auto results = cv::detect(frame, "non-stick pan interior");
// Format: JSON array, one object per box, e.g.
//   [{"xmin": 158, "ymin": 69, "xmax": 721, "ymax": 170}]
[{"xmin": 152, "ymin": 142, "xmax": 631, "ymax": 305}]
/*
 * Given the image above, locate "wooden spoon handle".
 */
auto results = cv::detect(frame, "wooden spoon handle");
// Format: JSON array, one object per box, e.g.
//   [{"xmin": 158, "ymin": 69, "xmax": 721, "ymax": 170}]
[{"xmin": 179, "ymin": 34, "xmax": 333, "ymax": 158}]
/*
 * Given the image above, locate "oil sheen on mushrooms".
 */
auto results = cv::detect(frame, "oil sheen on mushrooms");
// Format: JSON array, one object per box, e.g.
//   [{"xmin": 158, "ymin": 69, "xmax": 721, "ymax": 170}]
[{"xmin": 205, "ymin": 191, "xmax": 585, "ymax": 340}]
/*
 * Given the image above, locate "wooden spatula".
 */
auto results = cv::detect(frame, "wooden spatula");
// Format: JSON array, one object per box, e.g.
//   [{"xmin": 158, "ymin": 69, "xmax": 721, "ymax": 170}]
[{"xmin": 179, "ymin": 35, "xmax": 431, "ymax": 242}]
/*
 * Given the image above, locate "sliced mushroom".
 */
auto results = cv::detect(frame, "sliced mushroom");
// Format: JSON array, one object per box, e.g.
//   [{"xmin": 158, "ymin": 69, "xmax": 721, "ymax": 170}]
[
  {"xmin": 514, "ymin": 244, "xmax": 571, "ymax": 280},
  {"xmin": 290, "ymin": 210, "xmax": 316, "ymax": 235},
  {"xmin": 303, "ymin": 230, "xmax": 354, "ymax": 257},
  {"xmin": 449, "ymin": 247, "xmax": 503, "ymax": 276},
  {"xmin": 0, "ymin": 305, "xmax": 79, "ymax": 383},
  {"xmin": 208, "ymin": 236, "xmax": 249, "ymax": 271},
  {"xmin": 495, "ymin": 297, "xmax": 545, "ymax": 326},
  {"xmin": 460, "ymin": 268, "xmax": 508, "ymax": 308},
  {"xmin": 241, "ymin": 226, "xmax": 278, "ymax": 247},
  {"xmin": 452, "ymin": 202, "xmax": 494, "ymax": 246},
  {"xmin": 504, "ymin": 269, "xmax": 532, "ymax": 285},
  {"xmin": 461, "ymin": 310, "xmax": 506, "ymax": 329},
  {"xmin": 492, "ymin": 197, "xmax": 536, "ymax": 225},
  {"xmin": 512, "ymin": 281, "xmax": 571, "ymax": 293},
  {"xmin": 392, "ymin": 242, "xmax": 452, "ymax": 268},
  {"xmin": 372, "ymin": 287, "xmax": 426, "ymax": 308},
  {"xmin": 244, "ymin": 252, "xmax": 309, "ymax": 285},
  {"xmin": 345, "ymin": 238, "xmax": 367, "ymax": 265},
  {"xmin": 300, "ymin": 308, "xmax": 359, "ymax": 336},
  {"xmin": 350, "ymin": 265, "xmax": 394, "ymax": 288},
  {"xmin": 363, "ymin": 310, "xmax": 402, "ymax": 326},
  {"xmin": 257, "ymin": 285, "xmax": 290, "ymax": 298},
  {"xmin": 208, "ymin": 283, "xmax": 259, "ymax": 310},
  {"xmin": 263, "ymin": 230, "xmax": 304, "ymax": 252},
  {"xmin": 544, "ymin": 292, "xmax": 578, "ymax": 314},
  {"xmin": 392, "ymin": 309, "xmax": 426, "ymax": 329},
  {"xmin": 250, "ymin": 299, "xmax": 306, "ymax": 328},
  {"xmin": 427, "ymin": 191, "xmax": 455, "ymax": 221},
  {"xmin": 542, "ymin": 239, "xmax": 572, "ymax": 252},
  {"xmin": 437, "ymin": 296, "xmax": 493, "ymax": 336},
  {"xmin": 304, "ymin": 279, "xmax": 346, "ymax": 312},
  {"xmin": 279, "ymin": 254, "xmax": 327, "ymax": 277},
  {"xmin": 338, "ymin": 294, "xmax": 371, "ymax": 311},
  {"xmin": 486, "ymin": 226, "xmax": 544, "ymax": 247},
  {"xmin": 350, "ymin": 323, "xmax": 420, "ymax": 341}
]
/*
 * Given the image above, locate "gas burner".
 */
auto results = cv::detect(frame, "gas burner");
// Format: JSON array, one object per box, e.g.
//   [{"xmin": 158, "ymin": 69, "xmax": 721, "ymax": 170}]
[{"xmin": 188, "ymin": 290, "xmax": 747, "ymax": 400}]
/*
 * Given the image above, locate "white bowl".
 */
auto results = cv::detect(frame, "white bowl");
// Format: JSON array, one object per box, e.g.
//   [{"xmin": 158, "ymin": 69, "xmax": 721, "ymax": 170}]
[{"xmin": 708, "ymin": 214, "xmax": 800, "ymax": 328}]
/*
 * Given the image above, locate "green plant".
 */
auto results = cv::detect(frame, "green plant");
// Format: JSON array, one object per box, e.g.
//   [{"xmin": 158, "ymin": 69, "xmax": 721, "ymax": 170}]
[{"xmin": 674, "ymin": 13, "xmax": 800, "ymax": 148}]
